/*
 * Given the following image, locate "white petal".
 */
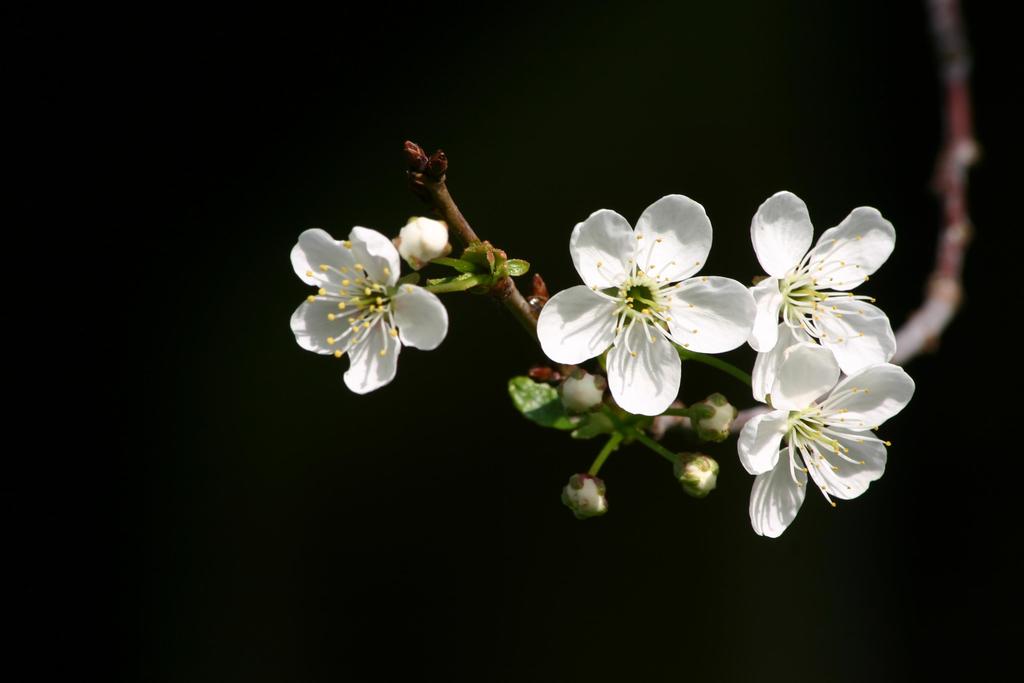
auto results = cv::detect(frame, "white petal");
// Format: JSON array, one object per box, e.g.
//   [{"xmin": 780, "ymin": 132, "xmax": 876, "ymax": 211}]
[
  {"xmin": 666, "ymin": 276, "xmax": 755, "ymax": 353},
  {"xmin": 823, "ymin": 363, "xmax": 915, "ymax": 430},
  {"xmin": 737, "ymin": 410, "xmax": 788, "ymax": 475},
  {"xmin": 633, "ymin": 195, "xmax": 713, "ymax": 283},
  {"xmin": 290, "ymin": 228, "xmax": 357, "ymax": 286},
  {"xmin": 290, "ymin": 298, "xmax": 348, "ymax": 355},
  {"xmin": 344, "ymin": 320, "xmax": 401, "ymax": 394},
  {"xmin": 805, "ymin": 432, "xmax": 886, "ymax": 501},
  {"xmin": 392, "ymin": 285, "xmax": 448, "ymax": 350},
  {"xmin": 806, "ymin": 207, "xmax": 895, "ymax": 290},
  {"xmin": 747, "ymin": 277, "xmax": 784, "ymax": 352},
  {"xmin": 750, "ymin": 191, "xmax": 814, "ymax": 278},
  {"xmin": 537, "ymin": 286, "xmax": 616, "ymax": 364},
  {"xmin": 770, "ymin": 342, "xmax": 840, "ymax": 411},
  {"xmin": 752, "ymin": 323, "xmax": 812, "ymax": 403},
  {"xmin": 606, "ymin": 323, "xmax": 680, "ymax": 416},
  {"xmin": 569, "ymin": 209, "xmax": 635, "ymax": 289},
  {"xmin": 749, "ymin": 453, "xmax": 807, "ymax": 538},
  {"xmin": 350, "ymin": 226, "xmax": 401, "ymax": 286},
  {"xmin": 818, "ymin": 300, "xmax": 896, "ymax": 375}
]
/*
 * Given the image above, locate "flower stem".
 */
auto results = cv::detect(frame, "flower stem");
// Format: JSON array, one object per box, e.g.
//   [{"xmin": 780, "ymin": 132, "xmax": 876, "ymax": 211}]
[
  {"xmin": 675, "ymin": 346, "xmax": 752, "ymax": 387},
  {"xmin": 631, "ymin": 430, "xmax": 678, "ymax": 464},
  {"xmin": 587, "ymin": 432, "xmax": 624, "ymax": 476},
  {"xmin": 662, "ymin": 407, "xmax": 697, "ymax": 419}
]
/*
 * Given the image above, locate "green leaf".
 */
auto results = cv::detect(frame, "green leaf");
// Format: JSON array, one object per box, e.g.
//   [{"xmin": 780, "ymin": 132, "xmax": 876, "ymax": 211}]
[
  {"xmin": 506, "ymin": 259, "xmax": 530, "ymax": 277},
  {"xmin": 507, "ymin": 376, "xmax": 577, "ymax": 430},
  {"xmin": 430, "ymin": 257, "xmax": 478, "ymax": 273},
  {"xmin": 425, "ymin": 272, "xmax": 488, "ymax": 293},
  {"xmin": 571, "ymin": 412, "xmax": 614, "ymax": 440}
]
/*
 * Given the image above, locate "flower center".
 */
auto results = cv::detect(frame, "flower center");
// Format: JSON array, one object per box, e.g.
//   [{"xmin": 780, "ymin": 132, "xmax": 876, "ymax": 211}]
[
  {"xmin": 777, "ymin": 262, "xmax": 876, "ymax": 342},
  {"xmin": 616, "ymin": 274, "xmax": 667, "ymax": 320},
  {"xmin": 305, "ymin": 262, "xmax": 398, "ymax": 358}
]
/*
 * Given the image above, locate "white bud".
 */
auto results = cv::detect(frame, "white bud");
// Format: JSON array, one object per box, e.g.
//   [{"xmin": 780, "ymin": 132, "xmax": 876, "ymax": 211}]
[
  {"xmin": 692, "ymin": 393, "xmax": 737, "ymax": 443},
  {"xmin": 397, "ymin": 216, "xmax": 450, "ymax": 269},
  {"xmin": 674, "ymin": 453, "xmax": 719, "ymax": 498},
  {"xmin": 561, "ymin": 473, "xmax": 608, "ymax": 519},
  {"xmin": 560, "ymin": 372, "xmax": 606, "ymax": 413}
]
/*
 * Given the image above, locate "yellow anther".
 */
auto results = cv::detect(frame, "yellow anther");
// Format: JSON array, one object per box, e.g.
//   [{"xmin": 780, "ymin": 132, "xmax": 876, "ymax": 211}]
[
  {"xmin": 364, "ymin": 288, "xmax": 372, "ymax": 296},
  {"xmin": 342, "ymin": 279, "xmax": 351, "ymax": 286},
  {"xmin": 389, "ymin": 328, "xmax": 398, "ymax": 337},
  {"xmin": 630, "ymin": 351, "xmax": 638, "ymax": 358},
  {"xmin": 642, "ymin": 308, "xmax": 650, "ymax": 315},
  {"xmin": 334, "ymin": 350, "xmax": 343, "ymax": 358},
  {"xmin": 305, "ymin": 270, "xmax": 314, "ymax": 277},
  {"xmin": 596, "ymin": 261, "xmax": 603, "ymax": 267},
  {"xmin": 354, "ymin": 263, "xmax": 364, "ymax": 270},
  {"xmin": 884, "ymin": 440, "xmax": 892, "ymax": 446},
  {"xmin": 328, "ymin": 313, "xmax": 336, "ymax": 321},
  {"xmin": 363, "ymin": 322, "xmax": 370, "ymax": 329},
  {"xmin": 318, "ymin": 287, "xmax": 326, "ymax": 295},
  {"xmin": 319, "ymin": 264, "xmax": 329, "ymax": 272},
  {"xmin": 636, "ymin": 234, "xmax": 644, "ymax": 240},
  {"xmin": 376, "ymin": 297, "xmax": 383, "ymax": 305},
  {"xmin": 378, "ymin": 348, "xmax": 387, "ymax": 356},
  {"xmin": 306, "ymin": 295, "xmax": 316, "ymax": 303},
  {"xmin": 337, "ymin": 302, "xmax": 346, "ymax": 310},
  {"xmin": 327, "ymin": 337, "xmax": 335, "ymax": 345},
  {"xmin": 383, "ymin": 267, "xmax": 390, "ymax": 275}
]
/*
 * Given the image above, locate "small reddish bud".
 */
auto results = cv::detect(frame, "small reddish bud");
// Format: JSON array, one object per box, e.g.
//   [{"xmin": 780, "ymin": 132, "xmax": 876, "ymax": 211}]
[
  {"xmin": 403, "ymin": 140, "xmax": 429, "ymax": 172},
  {"xmin": 528, "ymin": 365, "xmax": 558, "ymax": 382},
  {"xmin": 427, "ymin": 149, "xmax": 448, "ymax": 179}
]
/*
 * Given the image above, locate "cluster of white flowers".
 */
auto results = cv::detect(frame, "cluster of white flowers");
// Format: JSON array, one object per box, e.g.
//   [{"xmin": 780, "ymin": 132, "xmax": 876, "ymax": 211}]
[
  {"xmin": 537, "ymin": 192, "xmax": 914, "ymax": 537},
  {"xmin": 292, "ymin": 192, "xmax": 915, "ymax": 538}
]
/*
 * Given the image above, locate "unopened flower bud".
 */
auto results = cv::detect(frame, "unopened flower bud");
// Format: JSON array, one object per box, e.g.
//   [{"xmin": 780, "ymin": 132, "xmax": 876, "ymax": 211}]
[
  {"xmin": 396, "ymin": 216, "xmax": 451, "ymax": 269},
  {"xmin": 692, "ymin": 392, "xmax": 737, "ymax": 442},
  {"xmin": 560, "ymin": 371, "xmax": 606, "ymax": 413},
  {"xmin": 427, "ymin": 149, "xmax": 448, "ymax": 178},
  {"xmin": 561, "ymin": 473, "xmax": 608, "ymax": 519},
  {"xmin": 674, "ymin": 453, "xmax": 719, "ymax": 498}
]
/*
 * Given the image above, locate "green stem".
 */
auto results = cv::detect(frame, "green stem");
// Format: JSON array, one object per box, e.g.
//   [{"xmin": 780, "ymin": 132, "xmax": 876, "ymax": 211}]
[
  {"xmin": 631, "ymin": 430, "xmax": 678, "ymax": 464},
  {"xmin": 676, "ymin": 346, "xmax": 752, "ymax": 386},
  {"xmin": 587, "ymin": 432, "xmax": 624, "ymax": 476},
  {"xmin": 662, "ymin": 407, "xmax": 697, "ymax": 418}
]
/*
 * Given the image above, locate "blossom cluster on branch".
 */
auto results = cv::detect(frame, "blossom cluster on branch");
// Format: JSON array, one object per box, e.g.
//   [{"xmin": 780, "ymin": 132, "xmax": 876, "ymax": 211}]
[{"xmin": 289, "ymin": 172, "xmax": 916, "ymax": 537}]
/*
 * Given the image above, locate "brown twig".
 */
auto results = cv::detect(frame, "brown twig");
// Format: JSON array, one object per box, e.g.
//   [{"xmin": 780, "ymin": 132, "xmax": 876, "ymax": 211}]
[
  {"xmin": 404, "ymin": 141, "xmax": 539, "ymax": 337},
  {"xmin": 892, "ymin": 0, "xmax": 976, "ymax": 363},
  {"xmin": 733, "ymin": 0, "xmax": 977, "ymax": 431}
]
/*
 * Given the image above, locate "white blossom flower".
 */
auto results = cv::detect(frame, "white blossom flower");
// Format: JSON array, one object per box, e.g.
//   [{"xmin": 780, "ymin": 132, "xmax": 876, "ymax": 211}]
[
  {"xmin": 738, "ymin": 342, "xmax": 915, "ymax": 538},
  {"xmin": 748, "ymin": 191, "xmax": 897, "ymax": 376},
  {"xmin": 290, "ymin": 227, "xmax": 448, "ymax": 393},
  {"xmin": 537, "ymin": 195, "xmax": 756, "ymax": 416}
]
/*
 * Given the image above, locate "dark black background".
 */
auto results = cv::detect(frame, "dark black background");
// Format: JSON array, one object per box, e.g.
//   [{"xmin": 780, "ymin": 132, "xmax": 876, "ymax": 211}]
[{"xmin": 108, "ymin": 2, "xmax": 1013, "ymax": 680}]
